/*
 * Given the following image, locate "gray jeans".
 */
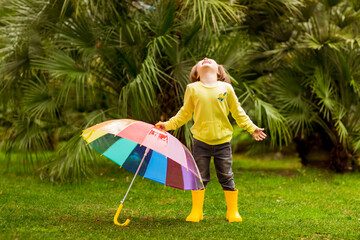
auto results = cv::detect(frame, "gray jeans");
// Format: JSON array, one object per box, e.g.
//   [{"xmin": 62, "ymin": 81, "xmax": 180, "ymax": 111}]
[{"xmin": 193, "ymin": 138, "xmax": 235, "ymax": 191}]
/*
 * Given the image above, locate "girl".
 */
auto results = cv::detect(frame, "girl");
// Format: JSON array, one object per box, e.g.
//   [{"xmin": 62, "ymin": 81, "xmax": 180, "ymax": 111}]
[{"xmin": 156, "ymin": 58, "xmax": 266, "ymax": 222}]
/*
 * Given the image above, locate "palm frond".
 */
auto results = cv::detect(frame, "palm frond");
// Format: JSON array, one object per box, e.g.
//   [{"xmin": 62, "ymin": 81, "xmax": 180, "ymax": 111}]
[
  {"xmin": 333, "ymin": 106, "xmax": 349, "ymax": 144},
  {"xmin": 352, "ymin": 126, "xmax": 360, "ymax": 152},
  {"xmin": 271, "ymin": 69, "xmax": 309, "ymax": 111},
  {"xmin": 147, "ymin": 0, "xmax": 177, "ymax": 36},
  {"xmin": 54, "ymin": 13, "xmax": 98, "ymax": 56},
  {"xmin": 40, "ymin": 134, "xmax": 96, "ymax": 182},
  {"xmin": 254, "ymin": 98, "xmax": 292, "ymax": 148},
  {"xmin": 147, "ymin": 33, "xmax": 178, "ymax": 56},
  {"xmin": 32, "ymin": 50, "xmax": 90, "ymax": 105},
  {"xmin": 300, "ymin": 8, "xmax": 345, "ymax": 51},
  {"xmin": 2, "ymin": 115, "xmax": 54, "ymax": 162},
  {"xmin": 22, "ymin": 76, "xmax": 59, "ymax": 119},
  {"xmin": 312, "ymin": 67, "xmax": 336, "ymax": 121},
  {"xmin": 182, "ymin": 0, "xmax": 242, "ymax": 32},
  {"xmin": 332, "ymin": 2, "xmax": 360, "ymax": 30},
  {"xmin": 85, "ymin": 0, "xmax": 129, "ymax": 22},
  {"xmin": 119, "ymin": 54, "xmax": 165, "ymax": 123},
  {"xmin": 239, "ymin": 83, "xmax": 292, "ymax": 148},
  {"xmin": 286, "ymin": 110, "xmax": 315, "ymax": 138}
]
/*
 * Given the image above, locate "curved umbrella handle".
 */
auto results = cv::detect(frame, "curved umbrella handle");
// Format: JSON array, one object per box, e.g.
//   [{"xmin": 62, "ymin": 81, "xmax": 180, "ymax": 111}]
[{"xmin": 114, "ymin": 203, "xmax": 130, "ymax": 226}]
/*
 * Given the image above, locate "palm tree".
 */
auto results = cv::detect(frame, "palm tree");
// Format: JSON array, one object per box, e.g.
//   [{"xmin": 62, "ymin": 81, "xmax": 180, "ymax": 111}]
[{"xmin": 239, "ymin": 0, "xmax": 360, "ymax": 171}]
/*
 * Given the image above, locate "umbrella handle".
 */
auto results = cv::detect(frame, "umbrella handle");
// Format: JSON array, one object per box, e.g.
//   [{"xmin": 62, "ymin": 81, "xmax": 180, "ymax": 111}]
[{"xmin": 114, "ymin": 203, "xmax": 130, "ymax": 226}]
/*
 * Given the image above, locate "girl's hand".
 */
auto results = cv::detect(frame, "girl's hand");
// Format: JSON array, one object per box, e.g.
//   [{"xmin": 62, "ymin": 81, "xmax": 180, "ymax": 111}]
[
  {"xmin": 155, "ymin": 122, "xmax": 166, "ymax": 131},
  {"xmin": 252, "ymin": 128, "xmax": 267, "ymax": 141}
]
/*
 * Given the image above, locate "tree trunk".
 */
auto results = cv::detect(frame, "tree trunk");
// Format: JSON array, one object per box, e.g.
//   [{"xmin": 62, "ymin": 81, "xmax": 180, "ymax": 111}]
[
  {"xmin": 329, "ymin": 142, "xmax": 351, "ymax": 173},
  {"xmin": 294, "ymin": 132, "xmax": 351, "ymax": 172},
  {"xmin": 294, "ymin": 138, "xmax": 310, "ymax": 166}
]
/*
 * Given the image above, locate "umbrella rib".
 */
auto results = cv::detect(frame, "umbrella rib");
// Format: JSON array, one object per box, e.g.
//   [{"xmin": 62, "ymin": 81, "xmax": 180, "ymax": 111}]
[{"xmin": 120, "ymin": 147, "xmax": 150, "ymax": 205}]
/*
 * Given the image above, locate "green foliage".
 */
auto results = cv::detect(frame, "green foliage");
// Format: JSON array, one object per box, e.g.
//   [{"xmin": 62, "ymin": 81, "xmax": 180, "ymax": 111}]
[
  {"xmin": 1, "ymin": 0, "xmax": 360, "ymax": 180},
  {"xmin": 0, "ymin": 0, "xmax": 268, "ymax": 181}
]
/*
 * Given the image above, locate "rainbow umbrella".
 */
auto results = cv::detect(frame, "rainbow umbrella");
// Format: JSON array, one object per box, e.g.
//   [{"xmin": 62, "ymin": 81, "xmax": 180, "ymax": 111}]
[{"xmin": 81, "ymin": 119, "xmax": 203, "ymax": 226}]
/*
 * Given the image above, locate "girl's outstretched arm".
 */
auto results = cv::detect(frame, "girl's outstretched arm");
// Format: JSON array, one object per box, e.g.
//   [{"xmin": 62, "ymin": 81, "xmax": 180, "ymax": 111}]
[
  {"xmin": 228, "ymin": 85, "xmax": 267, "ymax": 141},
  {"xmin": 157, "ymin": 86, "xmax": 194, "ymax": 131}
]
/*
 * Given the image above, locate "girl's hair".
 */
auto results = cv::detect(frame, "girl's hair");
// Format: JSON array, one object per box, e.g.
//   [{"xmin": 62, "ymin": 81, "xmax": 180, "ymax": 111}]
[{"xmin": 190, "ymin": 64, "xmax": 231, "ymax": 83}]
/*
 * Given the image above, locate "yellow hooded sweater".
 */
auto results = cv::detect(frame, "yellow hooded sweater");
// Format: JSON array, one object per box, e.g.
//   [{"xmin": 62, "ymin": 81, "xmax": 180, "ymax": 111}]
[{"xmin": 164, "ymin": 81, "xmax": 258, "ymax": 145}]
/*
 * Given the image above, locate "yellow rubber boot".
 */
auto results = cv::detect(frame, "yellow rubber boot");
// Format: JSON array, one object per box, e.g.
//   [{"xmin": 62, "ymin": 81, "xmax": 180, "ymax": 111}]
[
  {"xmin": 224, "ymin": 189, "xmax": 243, "ymax": 222},
  {"xmin": 186, "ymin": 189, "xmax": 205, "ymax": 222}
]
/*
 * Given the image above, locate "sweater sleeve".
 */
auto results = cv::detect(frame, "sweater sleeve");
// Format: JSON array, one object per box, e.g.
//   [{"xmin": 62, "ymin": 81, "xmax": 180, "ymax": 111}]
[
  {"xmin": 164, "ymin": 86, "xmax": 194, "ymax": 131},
  {"xmin": 227, "ymin": 86, "xmax": 258, "ymax": 134}
]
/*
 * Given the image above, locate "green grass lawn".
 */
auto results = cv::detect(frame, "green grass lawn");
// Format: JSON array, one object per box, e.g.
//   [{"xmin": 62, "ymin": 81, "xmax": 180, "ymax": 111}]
[{"xmin": 1, "ymin": 154, "xmax": 360, "ymax": 239}]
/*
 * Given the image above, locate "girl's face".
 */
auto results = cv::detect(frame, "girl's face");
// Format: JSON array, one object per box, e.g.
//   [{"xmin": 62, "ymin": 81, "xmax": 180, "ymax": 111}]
[{"xmin": 197, "ymin": 58, "xmax": 218, "ymax": 73}]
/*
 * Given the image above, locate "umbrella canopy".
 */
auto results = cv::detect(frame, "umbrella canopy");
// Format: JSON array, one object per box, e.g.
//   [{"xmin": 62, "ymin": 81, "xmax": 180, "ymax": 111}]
[
  {"xmin": 81, "ymin": 119, "xmax": 203, "ymax": 226},
  {"xmin": 82, "ymin": 119, "xmax": 203, "ymax": 190}
]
